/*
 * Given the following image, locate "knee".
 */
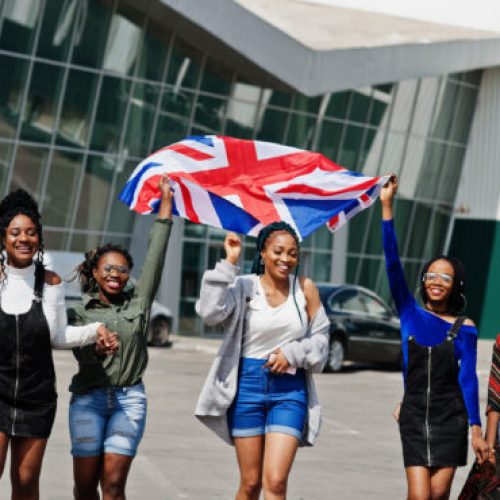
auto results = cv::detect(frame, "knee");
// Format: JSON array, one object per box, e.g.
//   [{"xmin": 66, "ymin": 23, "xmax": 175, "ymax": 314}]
[
  {"xmin": 73, "ymin": 484, "xmax": 100, "ymax": 500},
  {"xmin": 11, "ymin": 469, "xmax": 39, "ymax": 496},
  {"xmin": 240, "ymin": 473, "xmax": 262, "ymax": 497},
  {"xmin": 263, "ymin": 472, "xmax": 287, "ymax": 496},
  {"xmin": 430, "ymin": 486, "xmax": 450, "ymax": 500},
  {"xmin": 102, "ymin": 474, "xmax": 126, "ymax": 497}
]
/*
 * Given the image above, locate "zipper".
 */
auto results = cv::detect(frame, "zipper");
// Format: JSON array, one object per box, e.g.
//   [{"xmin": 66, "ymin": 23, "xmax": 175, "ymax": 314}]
[
  {"xmin": 425, "ymin": 346, "xmax": 432, "ymax": 466},
  {"xmin": 12, "ymin": 315, "xmax": 20, "ymax": 435}
]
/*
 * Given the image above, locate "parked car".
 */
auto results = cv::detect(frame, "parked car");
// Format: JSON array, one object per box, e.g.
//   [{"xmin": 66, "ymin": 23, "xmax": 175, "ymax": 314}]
[{"xmin": 317, "ymin": 283, "xmax": 401, "ymax": 372}]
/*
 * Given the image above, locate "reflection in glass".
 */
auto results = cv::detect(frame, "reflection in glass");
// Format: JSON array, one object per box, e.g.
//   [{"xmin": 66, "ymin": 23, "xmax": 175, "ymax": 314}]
[
  {"xmin": 411, "ymin": 77, "xmax": 440, "ymax": 137},
  {"xmin": 10, "ymin": 145, "xmax": 48, "ymax": 199},
  {"xmin": 312, "ymin": 252, "xmax": 331, "ymax": 282},
  {"xmin": 20, "ymin": 63, "xmax": 64, "ymax": 144},
  {"xmin": 57, "ymin": 69, "xmax": 97, "ymax": 148},
  {"xmin": 325, "ymin": 91, "xmax": 351, "ymax": 120},
  {"xmin": 73, "ymin": 155, "xmax": 114, "ymax": 231},
  {"xmin": 389, "ymin": 80, "xmax": 418, "ymax": 132},
  {"xmin": 201, "ymin": 56, "xmax": 232, "ymax": 96},
  {"xmin": 348, "ymin": 88, "xmax": 372, "ymax": 124},
  {"xmin": 0, "ymin": 0, "xmax": 41, "ymax": 54},
  {"xmin": 136, "ymin": 21, "xmax": 169, "ymax": 82},
  {"xmin": 256, "ymin": 107, "xmax": 288, "ymax": 143},
  {"xmin": 0, "ymin": 54, "xmax": 28, "ymax": 139},
  {"xmin": 90, "ymin": 77, "xmax": 130, "ymax": 153},
  {"xmin": 317, "ymin": 120, "xmax": 343, "ymax": 162},
  {"xmin": 0, "ymin": 142, "xmax": 11, "ymax": 195},
  {"xmin": 286, "ymin": 113, "xmax": 316, "ymax": 149},
  {"xmin": 194, "ymin": 95, "xmax": 227, "ymax": 134},
  {"xmin": 42, "ymin": 150, "xmax": 82, "ymax": 227},
  {"xmin": 167, "ymin": 39, "xmax": 202, "ymax": 90},
  {"xmin": 449, "ymin": 85, "xmax": 478, "ymax": 144}
]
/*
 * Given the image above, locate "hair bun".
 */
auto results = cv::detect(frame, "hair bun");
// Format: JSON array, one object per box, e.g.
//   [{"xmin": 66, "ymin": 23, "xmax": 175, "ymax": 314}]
[{"xmin": 0, "ymin": 189, "xmax": 40, "ymax": 218}]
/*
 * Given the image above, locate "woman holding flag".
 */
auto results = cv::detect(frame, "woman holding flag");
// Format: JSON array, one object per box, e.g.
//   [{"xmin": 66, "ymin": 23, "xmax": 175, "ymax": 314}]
[
  {"xmin": 381, "ymin": 175, "xmax": 489, "ymax": 499},
  {"xmin": 195, "ymin": 222, "xmax": 330, "ymax": 500},
  {"xmin": 67, "ymin": 176, "xmax": 173, "ymax": 500}
]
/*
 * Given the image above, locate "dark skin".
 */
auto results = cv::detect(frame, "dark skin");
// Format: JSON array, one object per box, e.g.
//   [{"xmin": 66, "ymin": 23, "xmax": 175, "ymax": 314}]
[
  {"xmin": 74, "ymin": 175, "xmax": 173, "ymax": 500},
  {"xmin": 0, "ymin": 214, "xmax": 115, "ymax": 500},
  {"xmin": 381, "ymin": 174, "xmax": 490, "ymax": 500}
]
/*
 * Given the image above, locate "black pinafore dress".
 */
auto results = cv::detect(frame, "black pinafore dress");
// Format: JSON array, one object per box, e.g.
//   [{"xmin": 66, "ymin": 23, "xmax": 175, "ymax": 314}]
[
  {"xmin": 0, "ymin": 264, "xmax": 57, "ymax": 438},
  {"xmin": 399, "ymin": 316, "xmax": 468, "ymax": 468}
]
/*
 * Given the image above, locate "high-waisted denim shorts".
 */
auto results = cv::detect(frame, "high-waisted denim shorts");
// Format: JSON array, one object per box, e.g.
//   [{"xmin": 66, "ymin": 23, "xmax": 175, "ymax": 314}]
[
  {"xmin": 228, "ymin": 358, "xmax": 308, "ymax": 441},
  {"xmin": 69, "ymin": 382, "xmax": 147, "ymax": 457}
]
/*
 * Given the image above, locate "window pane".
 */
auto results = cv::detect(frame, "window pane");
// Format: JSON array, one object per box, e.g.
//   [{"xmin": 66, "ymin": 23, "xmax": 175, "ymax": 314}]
[
  {"xmin": 285, "ymin": 113, "xmax": 316, "ymax": 149},
  {"xmin": 166, "ymin": 39, "xmax": 202, "ymax": 90},
  {"xmin": 357, "ymin": 258, "xmax": 383, "ymax": 291},
  {"xmin": 71, "ymin": 0, "xmax": 112, "ymax": 68},
  {"xmin": 449, "ymin": 85, "xmax": 478, "ymax": 144},
  {"xmin": 317, "ymin": 120, "xmax": 343, "ymax": 162},
  {"xmin": 42, "ymin": 150, "xmax": 82, "ymax": 227},
  {"xmin": 69, "ymin": 232, "xmax": 100, "ymax": 252},
  {"xmin": 106, "ymin": 160, "xmax": 137, "ymax": 234},
  {"xmin": 136, "ymin": 21, "xmax": 169, "ymax": 82},
  {"xmin": 0, "ymin": 54, "xmax": 28, "ymax": 139},
  {"xmin": 43, "ymin": 230, "xmax": 68, "ymax": 251},
  {"xmin": 312, "ymin": 252, "xmax": 331, "ymax": 282},
  {"xmin": 405, "ymin": 203, "xmax": 433, "ymax": 259},
  {"xmin": 9, "ymin": 145, "xmax": 47, "ymax": 199},
  {"xmin": 430, "ymin": 80, "xmax": 460, "ymax": 141},
  {"xmin": 0, "ymin": 0, "xmax": 42, "ymax": 54},
  {"xmin": 348, "ymin": 88, "xmax": 372, "ymax": 124},
  {"xmin": 20, "ymin": 63, "xmax": 64, "ymax": 144},
  {"xmin": 293, "ymin": 94, "xmax": 321, "ymax": 114},
  {"xmin": 256, "ymin": 108, "xmax": 288, "ymax": 143},
  {"xmin": 154, "ymin": 113, "xmax": 189, "ymax": 150},
  {"xmin": 90, "ymin": 77, "xmax": 131, "ymax": 153},
  {"xmin": 225, "ymin": 99, "xmax": 258, "ymax": 139},
  {"xmin": 438, "ymin": 145, "xmax": 466, "ymax": 204},
  {"xmin": 325, "ymin": 91, "xmax": 351, "ymax": 120},
  {"xmin": 338, "ymin": 124, "xmax": 365, "ymax": 169},
  {"xmin": 411, "ymin": 77, "xmax": 440, "ymax": 137},
  {"xmin": 314, "ymin": 225, "xmax": 333, "ymax": 250},
  {"xmin": 193, "ymin": 95, "xmax": 226, "ymax": 134},
  {"xmin": 200, "ymin": 57, "xmax": 232, "ymax": 96},
  {"xmin": 0, "ymin": 142, "xmax": 12, "ymax": 194},
  {"xmin": 389, "ymin": 80, "xmax": 418, "ymax": 132},
  {"xmin": 184, "ymin": 220, "xmax": 207, "ymax": 238},
  {"xmin": 124, "ymin": 83, "xmax": 160, "ymax": 157},
  {"xmin": 73, "ymin": 155, "xmax": 114, "ymax": 231},
  {"xmin": 57, "ymin": 69, "xmax": 98, "ymax": 148}
]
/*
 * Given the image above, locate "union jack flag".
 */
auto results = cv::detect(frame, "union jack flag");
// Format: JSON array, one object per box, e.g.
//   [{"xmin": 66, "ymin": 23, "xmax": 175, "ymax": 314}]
[{"xmin": 119, "ymin": 136, "xmax": 387, "ymax": 240}]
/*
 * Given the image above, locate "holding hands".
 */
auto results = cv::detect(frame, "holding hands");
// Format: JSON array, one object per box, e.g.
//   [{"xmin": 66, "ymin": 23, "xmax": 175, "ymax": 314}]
[
  {"xmin": 95, "ymin": 325, "xmax": 119, "ymax": 356},
  {"xmin": 224, "ymin": 232, "xmax": 242, "ymax": 266}
]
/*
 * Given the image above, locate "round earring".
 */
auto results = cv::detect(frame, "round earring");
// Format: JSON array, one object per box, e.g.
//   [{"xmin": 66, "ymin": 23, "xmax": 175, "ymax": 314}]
[{"xmin": 260, "ymin": 258, "xmax": 264, "ymax": 266}]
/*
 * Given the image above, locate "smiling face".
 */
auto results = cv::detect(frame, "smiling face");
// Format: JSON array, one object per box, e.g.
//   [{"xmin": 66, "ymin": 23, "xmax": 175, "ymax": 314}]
[
  {"xmin": 423, "ymin": 258, "xmax": 454, "ymax": 306},
  {"xmin": 261, "ymin": 230, "xmax": 299, "ymax": 281},
  {"xmin": 4, "ymin": 214, "xmax": 40, "ymax": 268},
  {"xmin": 92, "ymin": 251, "xmax": 130, "ymax": 301}
]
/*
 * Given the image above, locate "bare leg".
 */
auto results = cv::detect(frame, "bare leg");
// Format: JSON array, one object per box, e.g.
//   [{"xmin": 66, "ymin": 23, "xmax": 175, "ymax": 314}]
[
  {"xmin": 262, "ymin": 433, "xmax": 300, "ymax": 500},
  {"xmin": 406, "ymin": 466, "xmax": 432, "ymax": 500},
  {"xmin": 100, "ymin": 453, "xmax": 133, "ymax": 500},
  {"xmin": 234, "ymin": 436, "xmax": 265, "ymax": 500},
  {"xmin": 0, "ymin": 432, "xmax": 10, "ymax": 479},
  {"xmin": 73, "ymin": 456, "xmax": 102, "ymax": 499},
  {"xmin": 10, "ymin": 437, "xmax": 47, "ymax": 500},
  {"xmin": 429, "ymin": 467, "xmax": 456, "ymax": 500}
]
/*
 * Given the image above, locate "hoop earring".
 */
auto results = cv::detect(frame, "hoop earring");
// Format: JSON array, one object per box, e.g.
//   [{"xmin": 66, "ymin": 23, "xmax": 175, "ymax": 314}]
[
  {"xmin": 260, "ymin": 258, "xmax": 264, "ymax": 266},
  {"xmin": 459, "ymin": 293, "xmax": 467, "ymax": 313}
]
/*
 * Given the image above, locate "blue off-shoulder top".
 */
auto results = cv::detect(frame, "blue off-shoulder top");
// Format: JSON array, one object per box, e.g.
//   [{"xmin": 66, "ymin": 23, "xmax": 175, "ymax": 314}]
[{"xmin": 383, "ymin": 219, "xmax": 481, "ymax": 425}]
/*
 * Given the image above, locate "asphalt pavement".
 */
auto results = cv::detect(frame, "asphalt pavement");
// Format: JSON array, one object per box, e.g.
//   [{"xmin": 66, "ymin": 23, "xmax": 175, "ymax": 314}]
[{"xmin": 0, "ymin": 335, "xmax": 495, "ymax": 499}]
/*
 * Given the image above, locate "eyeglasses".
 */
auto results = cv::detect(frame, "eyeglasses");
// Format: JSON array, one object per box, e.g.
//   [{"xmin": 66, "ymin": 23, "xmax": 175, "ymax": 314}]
[
  {"xmin": 422, "ymin": 272, "xmax": 453, "ymax": 285},
  {"xmin": 102, "ymin": 264, "xmax": 130, "ymax": 275}
]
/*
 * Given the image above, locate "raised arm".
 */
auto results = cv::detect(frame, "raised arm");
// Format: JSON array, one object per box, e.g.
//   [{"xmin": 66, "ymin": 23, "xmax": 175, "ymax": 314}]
[
  {"xmin": 380, "ymin": 175, "xmax": 414, "ymax": 315},
  {"xmin": 134, "ymin": 175, "xmax": 174, "ymax": 309},
  {"xmin": 195, "ymin": 232, "xmax": 241, "ymax": 326}
]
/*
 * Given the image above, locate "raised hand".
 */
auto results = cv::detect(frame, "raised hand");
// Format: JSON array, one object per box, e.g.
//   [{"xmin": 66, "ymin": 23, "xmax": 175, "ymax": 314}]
[
  {"xmin": 158, "ymin": 174, "xmax": 174, "ymax": 219},
  {"xmin": 224, "ymin": 232, "xmax": 242, "ymax": 266},
  {"xmin": 380, "ymin": 174, "xmax": 398, "ymax": 204}
]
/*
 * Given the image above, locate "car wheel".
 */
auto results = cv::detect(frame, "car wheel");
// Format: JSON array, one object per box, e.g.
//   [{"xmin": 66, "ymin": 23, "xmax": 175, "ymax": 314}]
[
  {"xmin": 148, "ymin": 316, "xmax": 172, "ymax": 347},
  {"xmin": 326, "ymin": 337, "xmax": 345, "ymax": 373}
]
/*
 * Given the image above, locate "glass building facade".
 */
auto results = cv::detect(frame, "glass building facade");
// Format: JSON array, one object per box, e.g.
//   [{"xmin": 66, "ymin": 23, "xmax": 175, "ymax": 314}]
[{"xmin": 0, "ymin": 0, "xmax": 481, "ymax": 335}]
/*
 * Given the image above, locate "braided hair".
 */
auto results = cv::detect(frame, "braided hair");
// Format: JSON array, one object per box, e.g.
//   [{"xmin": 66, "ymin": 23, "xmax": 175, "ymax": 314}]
[
  {"xmin": 250, "ymin": 221, "xmax": 304, "ymax": 325},
  {"xmin": 76, "ymin": 243, "xmax": 134, "ymax": 293},
  {"xmin": 0, "ymin": 189, "xmax": 45, "ymax": 290},
  {"xmin": 419, "ymin": 255, "xmax": 467, "ymax": 315}
]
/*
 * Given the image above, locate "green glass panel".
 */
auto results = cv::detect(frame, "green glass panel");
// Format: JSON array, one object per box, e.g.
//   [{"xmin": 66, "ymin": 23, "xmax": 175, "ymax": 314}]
[
  {"xmin": 358, "ymin": 128, "xmax": 376, "ymax": 167},
  {"xmin": 0, "ymin": 142, "xmax": 12, "ymax": 195},
  {"xmin": 43, "ymin": 230, "xmax": 68, "ymax": 251},
  {"xmin": 429, "ymin": 81, "xmax": 460, "ymax": 141},
  {"xmin": 154, "ymin": 113, "xmax": 189, "ymax": 149},
  {"xmin": 364, "ymin": 215, "xmax": 382, "ymax": 256},
  {"xmin": 325, "ymin": 91, "xmax": 351, "ymax": 120},
  {"xmin": 293, "ymin": 94, "xmax": 321, "ymax": 114},
  {"xmin": 345, "ymin": 256, "xmax": 358, "ymax": 284},
  {"xmin": 36, "ymin": 0, "xmax": 75, "ymax": 61},
  {"xmin": 69, "ymin": 232, "xmax": 100, "ymax": 252},
  {"xmin": 90, "ymin": 76, "xmax": 131, "ymax": 153},
  {"xmin": 449, "ymin": 85, "xmax": 478, "ymax": 144},
  {"xmin": 389, "ymin": 80, "xmax": 418, "ymax": 132},
  {"xmin": 424, "ymin": 209, "xmax": 449, "ymax": 258},
  {"xmin": 200, "ymin": 57, "xmax": 232, "ymax": 96},
  {"xmin": 256, "ymin": 108, "xmax": 287, "ymax": 143},
  {"xmin": 314, "ymin": 225, "xmax": 333, "ymax": 250},
  {"xmin": 338, "ymin": 124, "xmax": 365, "ymax": 169},
  {"xmin": 20, "ymin": 63, "xmax": 64, "ymax": 144},
  {"xmin": 267, "ymin": 90, "xmax": 292, "ymax": 108},
  {"xmin": 438, "ymin": 145, "xmax": 466, "ymax": 204},
  {"xmin": 179, "ymin": 300, "xmax": 202, "ymax": 335},
  {"xmin": 317, "ymin": 120, "xmax": 343, "ymax": 162},
  {"xmin": 348, "ymin": 209, "xmax": 370, "ymax": 254},
  {"xmin": 225, "ymin": 99, "xmax": 258, "ymax": 139},
  {"xmin": 462, "ymin": 70, "xmax": 482, "ymax": 86},
  {"xmin": 312, "ymin": 252, "xmax": 331, "ymax": 282},
  {"xmin": 0, "ymin": 54, "xmax": 28, "ymax": 139},
  {"xmin": 100, "ymin": 235, "xmax": 131, "ymax": 248},
  {"xmin": 181, "ymin": 241, "xmax": 205, "ymax": 299},
  {"xmin": 402, "ymin": 261, "xmax": 422, "ymax": 302},
  {"xmin": 415, "ymin": 141, "xmax": 446, "ymax": 201},
  {"xmin": 285, "ymin": 113, "xmax": 316, "ymax": 149},
  {"xmin": 405, "ymin": 202, "xmax": 433, "ymax": 259},
  {"xmin": 9, "ymin": 145, "xmax": 47, "ymax": 199},
  {"xmin": 0, "ymin": 0, "xmax": 41, "ymax": 54},
  {"xmin": 194, "ymin": 94, "xmax": 226, "ymax": 134},
  {"xmin": 124, "ymin": 83, "xmax": 160, "ymax": 157},
  {"xmin": 42, "ymin": 150, "xmax": 82, "ymax": 227},
  {"xmin": 71, "ymin": 0, "xmax": 112, "ymax": 68},
  {"xmin": 184, "ymin": 220, "xmax": 207, "ymax": 238},
  {"xmin": 57, "ymin": 69, "xmax": 98, "ymax": 148},
  {"xmin": 410, "ymin": 77, "xmax": 440, "ymax": 137},
  {"xmin": 166, "ymin": 39, "xmax": 202, "ymax": 90},
  {"xmin": 348, "ymin": 90, "xmax": 371, "ymax": 124},
  {"xmin": 106, "ymin": 160, "xmax": 138, "ymax": 234},
  {"xmin": 357, "ymin": 257, "xmax": 383, "ymax": 291},
  {"xmin": 73, "ymin": 155, "xmax": 114, "ymax": 231},
  {"xmin": 136, "ymin": 21, "xmax": 169, "ymax": 82}
]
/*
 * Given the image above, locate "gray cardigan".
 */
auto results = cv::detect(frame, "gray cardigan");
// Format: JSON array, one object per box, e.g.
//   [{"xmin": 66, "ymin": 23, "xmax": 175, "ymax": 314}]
[{"xmin": 194, "ymin": 259, "xmax": 330, "ymax": 446}]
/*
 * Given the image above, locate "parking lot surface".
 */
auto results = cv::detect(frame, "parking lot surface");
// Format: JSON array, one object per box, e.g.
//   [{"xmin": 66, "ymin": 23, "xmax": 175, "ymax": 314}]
[{"xmin": 0, "ymin": 336, "xmax": 494, "ymax": 499}]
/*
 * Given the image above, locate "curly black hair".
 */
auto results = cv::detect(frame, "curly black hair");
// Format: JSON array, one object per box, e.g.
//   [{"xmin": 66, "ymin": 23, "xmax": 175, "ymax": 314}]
[
  {"xmin": 0, "ymin": 189, "xmax": 44, "ymax": 276},
  {"xmin": 419, "ymin": 255, "xmax": 467, "ymax": 315},
  {"xmin": 76, "ymin": 243, "xmax": 134, "ymax": 293},
  {"xmin": 250, "ymin": 221, "xmax": 303, "ymax": 324}
]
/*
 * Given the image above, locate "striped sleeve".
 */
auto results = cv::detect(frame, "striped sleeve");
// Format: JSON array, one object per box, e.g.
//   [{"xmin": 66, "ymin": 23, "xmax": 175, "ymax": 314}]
[{"xmin": 487, "ymin": 336, "xmax": 500, "ymax": 414}]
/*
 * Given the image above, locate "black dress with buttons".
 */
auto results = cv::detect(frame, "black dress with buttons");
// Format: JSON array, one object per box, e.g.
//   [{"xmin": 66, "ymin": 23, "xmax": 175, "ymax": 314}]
[{"xmin": 0, "ymin": 263, "xmax": 57, "ymax": 438}]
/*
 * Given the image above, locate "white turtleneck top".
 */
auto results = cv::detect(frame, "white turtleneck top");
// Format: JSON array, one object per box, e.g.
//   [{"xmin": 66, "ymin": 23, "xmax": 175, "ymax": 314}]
[{"xmin": 1, "ymin": 264, "xmax": 100, "ymax": 349}]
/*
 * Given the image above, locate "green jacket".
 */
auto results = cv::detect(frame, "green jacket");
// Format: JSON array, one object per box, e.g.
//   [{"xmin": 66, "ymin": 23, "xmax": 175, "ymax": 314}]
[{"xmin": 68, "ymin": 219, "xmax": 172, "ymax": 393}]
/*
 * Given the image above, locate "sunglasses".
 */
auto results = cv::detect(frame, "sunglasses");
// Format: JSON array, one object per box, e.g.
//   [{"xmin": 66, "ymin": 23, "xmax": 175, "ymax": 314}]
[
  {"xmin": 102, "ymin": 263, "xmax": 130, "ymax": 275},
  {"xmin": 422, "ymin": 272, "xmax": 453, "ymax": 285}
]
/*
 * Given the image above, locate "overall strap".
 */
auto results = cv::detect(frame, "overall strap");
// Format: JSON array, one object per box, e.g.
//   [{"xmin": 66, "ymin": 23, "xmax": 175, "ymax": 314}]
[
  {"xmin": 448, "ymin": 315, "xmax": 466, "ymax": 340},
  {"xmin": 33, "ymin": 261, "xmax": 45, "ymax": 302}
]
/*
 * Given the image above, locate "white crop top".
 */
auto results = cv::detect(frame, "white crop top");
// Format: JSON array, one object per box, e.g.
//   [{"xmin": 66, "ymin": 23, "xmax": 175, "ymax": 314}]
[{"xmin": 242, "ymin": 275, "xmax": 308, "ymax": 359}]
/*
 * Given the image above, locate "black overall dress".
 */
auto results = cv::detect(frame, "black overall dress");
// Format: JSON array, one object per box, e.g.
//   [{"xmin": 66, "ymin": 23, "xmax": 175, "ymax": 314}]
[
  {"xmin": 0, "ymin": 263, "xmax": 57, "ymax": 438},
  {"xmin": 399, "ymin": 316, "xmax": 468, "ymax": 467}
]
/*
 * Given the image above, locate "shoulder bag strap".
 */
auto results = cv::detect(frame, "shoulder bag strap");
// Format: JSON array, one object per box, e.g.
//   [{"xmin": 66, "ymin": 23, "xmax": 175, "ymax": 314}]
[{"xmin": 448, "ymin": 315, "xmax": 466, "ymax": 339}]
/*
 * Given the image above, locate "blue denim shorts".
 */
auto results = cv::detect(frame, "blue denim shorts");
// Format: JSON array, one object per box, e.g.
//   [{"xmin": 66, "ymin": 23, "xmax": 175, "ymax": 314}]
[
  {"xmin": 228, "ymin": 358, "xmax": 308, "ymax": 441},
  {"xmin": 69, "ymin": 382, "xmax": 147, "ymax": 457}
]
